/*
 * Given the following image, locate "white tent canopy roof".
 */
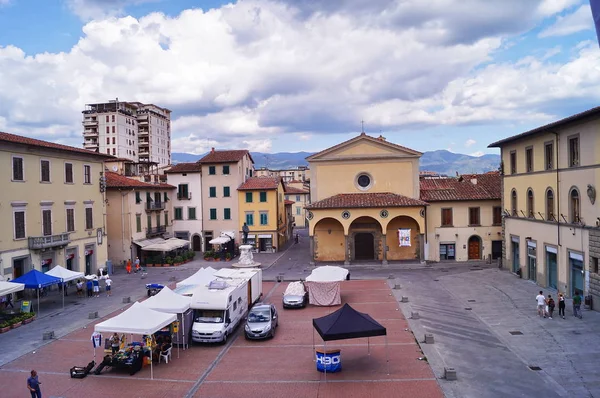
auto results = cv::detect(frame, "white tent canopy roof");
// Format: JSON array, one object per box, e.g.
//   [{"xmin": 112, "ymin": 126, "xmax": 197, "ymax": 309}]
[
  {"xmin": 305, "ymin": 266, "xmax": 349, "ymax": 282},
  {"xmin": 45, "ymin": 265, "xmax": 84, "ymax": 282},
  {"xmin": 143, "ymin": 238, "xmax": 190, "ymax": 252},
  {"xmin": 94, "ymin": 302, "xmax": 177, "ymax": 335},
  {"xmin": 133, "ymin": 237, "xmax": 166, "ymax": 248},
  {"xmin": 176, "ymin": 267, "xmax": 216, "ymax": 288},
  {"xmin": 0, "ymin": 281, "xmax": 25, "ymax": 296},
  {"xmin": 140, "ymin": 286, "xmax": 191, "ymax": 313}
]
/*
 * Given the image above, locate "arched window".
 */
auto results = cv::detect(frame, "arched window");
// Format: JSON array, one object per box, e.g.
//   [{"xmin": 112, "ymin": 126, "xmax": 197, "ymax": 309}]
[
  {"xmin": 570, "ymin": 188, "xmax": 580, "ymax": 223},
  {"xmin": 546, "ymin": 189, "xmax": 554, "ymax": 221},
  {"xmin": 527, "ymin": 189, "xmax": 534, "ymax": 218},
  {"xmin": 511, "ymin": 189, "xmax": 518, "ymax": 216}
]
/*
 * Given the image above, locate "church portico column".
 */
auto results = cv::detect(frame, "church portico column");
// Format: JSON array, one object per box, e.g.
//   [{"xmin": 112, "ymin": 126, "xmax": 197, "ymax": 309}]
[
  {"xmin": 382, "ymin": 234, "xmax": 388, "ymax": 265},
  {"xmin": 344, "ymin": 235, "xmax": 350, "ymax": 266},
  {"xmin": 309, "ymin": 235, "xmax": 315, "ymax": 266}
]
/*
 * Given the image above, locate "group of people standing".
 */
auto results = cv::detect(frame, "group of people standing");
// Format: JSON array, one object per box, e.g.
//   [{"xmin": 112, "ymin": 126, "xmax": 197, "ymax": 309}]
[
  {"xmin": 74, "ymin": 276, "xmax": 112, "ymax": 298},
  {"xmin": 536, "ymin": 290, "xmax": 583, "ymax": 319},
  {"xmin": 125, "ymin": 257, "xmax": 141, "ymax": 274}
]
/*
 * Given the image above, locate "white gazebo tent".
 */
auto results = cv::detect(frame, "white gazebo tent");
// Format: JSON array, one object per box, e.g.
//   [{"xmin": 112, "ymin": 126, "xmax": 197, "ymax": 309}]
[
  {"xmin": 143, "ymin": 238, "xmax": 190, "ymax": 252},
  {"xmin": 45, "ymin": 265, "xmax": 85, "ymax": 309},
  {"xmin": 140, "ymin": 287, "xmax": 192, "ymax": 355},
  {"xmin": 305, "ymin": 266, "xmax": 349, "ymax": 306},
  {"xmin": 94, "ymin": 302, "xmax": 177, "ymax": 379},
  {"xmin": 0, "ymin": 280, "xmax": 25, "ymax": 297}
]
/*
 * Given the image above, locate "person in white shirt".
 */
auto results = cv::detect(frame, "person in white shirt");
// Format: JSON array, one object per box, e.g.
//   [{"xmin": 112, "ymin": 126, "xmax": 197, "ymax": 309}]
[
  {"xmin": 536, "ymin": 291, "xmax": 546, "ymax": 318},
  {"xmin": 105, "ymin": 277, "xmax": 112, "ymax": 297}
]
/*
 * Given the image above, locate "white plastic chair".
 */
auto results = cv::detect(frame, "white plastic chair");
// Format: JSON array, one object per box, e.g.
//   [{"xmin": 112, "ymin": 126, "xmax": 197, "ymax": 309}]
[{"xmin": 159, "ymin": 346, "xmax": 172, "ymax": 364}]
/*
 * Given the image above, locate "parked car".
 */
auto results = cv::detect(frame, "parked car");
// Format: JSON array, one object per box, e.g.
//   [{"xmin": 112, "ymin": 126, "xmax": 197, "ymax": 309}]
[
  {"xmin": 244, "ymin": 303, "xmax": 278, "ymax": 340},
  {"xmin": 282, "ymin": 281, "xmax": 308, "ymax": 309}
]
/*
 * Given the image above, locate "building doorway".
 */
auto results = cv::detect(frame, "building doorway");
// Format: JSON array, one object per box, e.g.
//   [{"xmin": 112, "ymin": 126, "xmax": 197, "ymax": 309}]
[
  {"xmin": 512, "ymin": 239, "xmax": 520, "ymax": 273},
  {"xmin": 192, "ymin": 234, "xmax": 202, "ymax": 252},
  {"xmin": 204, "ymin": 232, "xmax": 213, "ymax": 252},
  {"xmin": 85, "ymin": 247, "xmax": 94, "ymax": 275},
  {"xmin": 468, "ymin": 236, "xmax": 481, "ymax": 260},
  {"xmin": 570, "ymin": 252, "xmax": 584, "ymax": 296},
  {"xmin": 527, "ymin": 244, "xmax": 537, "ymax": 282},
  {"xmin": 546, "ymin": 248, "xmax": 557, "ymax": 289},
  {"xmin": 354, "ymin": 233, "xmax": 375, "ymax": 261},
  {"xmin": 491, "ymin": 240, "xmax": 502, "ymax": 260}
]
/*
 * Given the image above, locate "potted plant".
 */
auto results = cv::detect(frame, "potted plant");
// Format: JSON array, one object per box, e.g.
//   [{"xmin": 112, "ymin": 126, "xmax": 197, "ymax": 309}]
[
  {"xmin": 10, "ymin": 316, "xmax": 22, "ymax": 329},
  {"xmin": 203, "ymin": 251, "xmax": 213, "ymax": 261},
  {"xmin": 0, "ymin": 321, "xmax": 10, "ymax": 333},
  {"xmin": 174, "ymin": 255, "xmax": 184, "ymax": 266},
  {"xmin": 21, "ymin": 312, "xmax": 36, "ymax": 324},
  {"xmin": 188, "ymin": 250, "xmax": 196, "ymax": 260},
  {"xmin": 165, "ymin": 256, "xmax": 173, "ymax": 266},
  {"xmin": 213, "ymin": 251, "xmax": 220, "ymax": 261},
  {"xmin": 225, "ymin": 253, "xmax": 232, "ymax": 261}
]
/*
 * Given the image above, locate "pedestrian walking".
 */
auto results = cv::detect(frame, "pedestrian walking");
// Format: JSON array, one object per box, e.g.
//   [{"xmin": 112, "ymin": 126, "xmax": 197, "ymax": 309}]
[
  {"xmin": 105, "ymin": 276, "xmax": 112, "ymax": 297},
  {"xmin": 546, "ymin": 295, "xmax": 555, "ymax": 319},
  {"xmin": 558, "ymin": 292, "xmax": 566, "ymax": 319},
  {"xmin": 92, "ymin": 277, "xmax": 100, "ymax": 298},
  {"xmin": 76, "ymin": 279, "xmax": 83, "ymax": 297},
  {"xmin": 536, "ymin": 290, "xmax": 546, "ymax": 318},
  {"xmin": 126, "ymin": 259, "xmax": 132, "ymax": 274},
  {"xmin": 573, "ymin": 290, "xmax": 583, "ymax": 319},
  {"xmin": 6, "ymin": 292, "xmax": 14, "ymax": 309},
  {"xmin": 135, "ymin": 257, "xmax": 141, "ymax": 273},
  {"xmin": 86, "ymin": 279, "xmax": 93, "ymax": 298},
  {"xmin": 27, "ymin": 369, "xmax": 42, "ymax": 398}
]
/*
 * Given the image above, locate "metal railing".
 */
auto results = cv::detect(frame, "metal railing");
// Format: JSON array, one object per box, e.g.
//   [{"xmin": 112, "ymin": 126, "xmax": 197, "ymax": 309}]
[
  {"xmin": 177, "ymin": 192, "xmax": 192, "ymax": 200},
  {"xmin": 28, "ymin": 233, "xmax": 71, "ymax": 250},
  {"xmin": 146, "ymin": 226, "xmax": 166, "ymax": 237},
  {"xmin": 146, "ymin": 201, "xmax": 165, "ymax": 210}
]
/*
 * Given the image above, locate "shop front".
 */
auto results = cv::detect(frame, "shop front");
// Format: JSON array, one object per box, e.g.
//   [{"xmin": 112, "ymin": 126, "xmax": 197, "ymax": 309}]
[
  {"xmin": 84, "ymin": 245, "xmax": 95, "ymax": 275},
  {"xmin": 527, "ymin": 241, "xmax": 537, "ymax": 282},
  {"xmin": 570, "ymin": 251, "xmax": 584, "ymax": 296},
  {"xmin": 546, "ymin": 246, "xmax": 558, "ymax": 289},
  {"xmin": 66, "ymin": 248, "xmax": 78, "ymax": 271}
]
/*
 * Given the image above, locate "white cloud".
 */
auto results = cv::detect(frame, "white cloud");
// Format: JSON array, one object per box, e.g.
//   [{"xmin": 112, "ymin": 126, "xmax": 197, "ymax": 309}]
[
  {"xmin": 469, "ymin": 151, "xmax": 485, "ymax": 157},
  {"xmin": 65, "ymin": 0, "xmax": 161, "ymax": 21},
  {"xmin": 1, "ymin": 1, "xmax": 600, "ymax": 153},
  {"xmin": 465, "ymin": 138, "xmax": 476, "ymax": 147},
  {"xmin": 539, "ymin": 5, "xmax": 594, "ymax": 37},
  {"xmin": 242, "ymin": 139, "xmax": 272, "ymax": 152},
  {"xmin": 536, "ymin": 0, "xmax": 581, "ymax": 17}
]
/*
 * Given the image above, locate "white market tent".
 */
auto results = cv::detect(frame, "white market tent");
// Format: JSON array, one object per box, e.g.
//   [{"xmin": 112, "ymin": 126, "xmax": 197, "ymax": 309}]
[
  {"xmin": 0, "ymin": 280, "xmax": 25, "ymax": 296},
  {"xmin": 143, "ymin": 238, "xmax": 190, "ymax": 252},
  {"xmin": 45, "ymin": 265, "xmax": 84, "ymax": 282},
  {"xmin": 209, "ymin": 231, "xmax": 235, "ymax": 245},
  {"xmin": 306, "ymin": 266, "xmax": 349, "ymax": 282},
  {"xmin": 140, "ymin": 287, "xmax": 192, "ymax": 353},
  {"xmin": 176, "ymin": 267, "xmax": 216, "ymax": 289},
  {"xmin": 94, "ymin": 302, "xmax": 177, "ymax": 379}
]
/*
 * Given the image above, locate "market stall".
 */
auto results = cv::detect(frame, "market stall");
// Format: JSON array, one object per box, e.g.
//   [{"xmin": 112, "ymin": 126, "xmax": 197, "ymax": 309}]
[
  {"xmin": 11, "ymin": 270, "xmax": 62, "ymax": 315},
  {"xmin": 45, "ymin": 265, "xmax": 84, "ymax": 309},
  {"xmin": 0, "ymin": 280, "xmax": 24, "ymax": 297},
  {"xmin": 94, "ymin": 302, "xmax": 177, "ymax": 379},
  {"xmin": 305, "ymin": 266, "xmax": 349, "ymax": 306},
  {"xmin": 140, "ymin": 286, "xmax": 193, "ymax": 352}
]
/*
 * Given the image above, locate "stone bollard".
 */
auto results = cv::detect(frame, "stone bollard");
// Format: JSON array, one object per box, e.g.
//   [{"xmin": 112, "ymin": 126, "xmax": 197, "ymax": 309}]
[
  {"xmin": 43, "ymin": 331, "xmax": 55, "ymax": 340},
  {"xmin": 444, "ymin": 367, "xmax": 457, "ymax": 380},
  {"xmin": 169, "ymin": 276, "xmax": 177, "ymax": 282},
  {"xmin": 88, "ymin": 311, "xmax": 98, "ymax": 319},
  {"xmin": 122, "ymin": 297, "xmax": 131, "ymax": 304},
  {"xmin": 394, "ymin": 283, "xmax": 402, "ymax": 289},
  {"xmin": 400, "ymin": 296, "xmax": 409, "ymax": 303},
  {"xmin": 425, "ymin": 333, "xmax": 435, "ymax": 344},
  {"xmin": 411, "ymin": 312, "xmax": 420, "ymax": 319},
  {"xmin": 276, "ymin": 275, "xmax": 284, "ymax": 282},
  {"xmin": 388, "ymin": 274, "xmax": 395, "ymax": 279}
]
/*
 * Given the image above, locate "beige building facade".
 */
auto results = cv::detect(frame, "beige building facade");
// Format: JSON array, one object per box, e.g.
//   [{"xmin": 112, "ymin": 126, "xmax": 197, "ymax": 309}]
[
  {"xmin": 285, "ymin": 185, "xmax": 310, "ymax": 228},
  {"xmin": 489, "ymin": 106, "xmax": 600, "ymax": 305},
  {"xmin": 105, "ymin": 171, "xmax": 175, "ymax": 265},
  {"xmin": 199, "ymin": 149, "xmax": 254, "ymax": 248},
  {"xmin": 0, "ymin": 132, "xmax": 112, "ymax": 280}
]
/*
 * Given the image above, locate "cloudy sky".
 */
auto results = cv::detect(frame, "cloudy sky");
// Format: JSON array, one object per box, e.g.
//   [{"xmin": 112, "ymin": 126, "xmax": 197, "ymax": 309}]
[{"xmin": 0, "ymin": 0, "xmax": 598, "ymax": 156}]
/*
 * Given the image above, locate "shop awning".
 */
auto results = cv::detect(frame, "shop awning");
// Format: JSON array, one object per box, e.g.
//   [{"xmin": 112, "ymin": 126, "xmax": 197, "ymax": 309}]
[
  {"xmin": 0, "ymin": 281, "xmax": 25, "ymax": 296},
  {"xmin": 94, "ymin": 302, "xmax": 177, "ymax": 335},
  {"xmin": 209, "ymin": 236, "xmax": 230, "ymax": 245},
  {"xmin": 143, "ymin": 238, "xmax": 190, "ymax": 252},
  {"xmin": 133, "ymin": 237, "xmax": 167, "ymax": 248},
  {"xmin": 45, "ymin": 265, "xmax": 85, "ymax": 282}
]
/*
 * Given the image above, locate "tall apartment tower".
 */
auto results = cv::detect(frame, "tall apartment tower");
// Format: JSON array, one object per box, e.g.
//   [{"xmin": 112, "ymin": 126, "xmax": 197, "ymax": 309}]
[{"xmin": 82, "ymin": 99, "xmax": 172, "ymax": 168}]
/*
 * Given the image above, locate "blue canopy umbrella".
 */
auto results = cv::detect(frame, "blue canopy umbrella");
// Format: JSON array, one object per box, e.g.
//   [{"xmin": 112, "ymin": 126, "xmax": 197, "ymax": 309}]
[{"xmin": 12, "ymin": 269, "xmax": 62, "ymax": 315}]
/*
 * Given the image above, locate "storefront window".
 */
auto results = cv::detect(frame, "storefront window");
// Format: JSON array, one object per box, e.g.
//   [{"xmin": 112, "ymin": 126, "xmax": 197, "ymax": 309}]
[{"xmin": 440, "ymin": 243, "xmax": 455, "ymax": 260}]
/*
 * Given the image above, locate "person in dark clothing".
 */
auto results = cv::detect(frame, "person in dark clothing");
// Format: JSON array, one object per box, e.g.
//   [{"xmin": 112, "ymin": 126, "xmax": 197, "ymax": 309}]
[
  {"xmin": 558, "ymin": 293, "xmax": 566, "ymax": 319},
  {"xmin": 573, "ymin": 291, "xmax": 583, "ymax": 319},
  {"xmin": 546, "ymin": 295, "xmax": 555, "ymax": 319},
  {"xmin": 6, "ymin": 293, "xmax": 14, "ymax": 309},
  {"xmin": 86, "ymin": 279, "xmax": 93, "ymax": 297},
  {"xmin": 27, "ymin": 369, "xmax": 42, "ymax": 398}
]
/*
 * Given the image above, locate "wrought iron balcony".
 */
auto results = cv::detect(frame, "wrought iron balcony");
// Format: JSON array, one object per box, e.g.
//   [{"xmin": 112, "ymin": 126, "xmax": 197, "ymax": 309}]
[
  {"xmin": 146, "ymin": 226, "xmax": 166, "ymax": 237},
  {"xmin": 146, "ymin": 201, "xmax": 165, "ymax": 211},
  {"xmin": 177, "ymin": 192, "xmax": 192, "ymax": 200},
  {"xmin": 28, "ymin": 233, "xmax": 71, "ymax": 250}
]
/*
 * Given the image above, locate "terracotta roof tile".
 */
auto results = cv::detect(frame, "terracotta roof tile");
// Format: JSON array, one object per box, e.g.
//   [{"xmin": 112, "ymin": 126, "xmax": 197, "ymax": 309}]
[
  {"xmin": 284, "ymin": 185, "xmax": 309, "ymax": 194},
  {"xmin": 199, "ymin": 149, "xmax": 254, "ymax": 164},
  {"xmin": 106, "ymin": 172, "xmax": 176, "ymax": 189},
  {"xmin": 284, "ymin": 200, "xmax": 295, "ymax": 205},
  {"xmin": 165, "ymin": 162, "xmax": 202, "ymax": 173},
  {"xmin": 306, "ymin": 192, "xmax": 427, "ymax": 209},
  {"xmin": 0, "ymin": 131, "xmax": 114, "ymax": 159},
  {"xmin": 419, "ymin": 172, "xmax": 500, "ymax": 202},
  {"xmin": 238, "ymin": 177, "xmax": 281, "ymax": 191}
]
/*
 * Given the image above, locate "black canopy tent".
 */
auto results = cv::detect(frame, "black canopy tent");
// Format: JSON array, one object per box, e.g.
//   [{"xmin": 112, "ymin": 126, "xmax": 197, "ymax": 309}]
[{"xmin": 312, "ymin": 303, "xmax": 389, "ymax": 379}]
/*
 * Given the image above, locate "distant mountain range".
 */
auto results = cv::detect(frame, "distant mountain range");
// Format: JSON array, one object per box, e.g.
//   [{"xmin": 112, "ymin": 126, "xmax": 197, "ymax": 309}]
[{"xmin": 172, "ymin": 150, "xmax": 500, "ymax": 175}]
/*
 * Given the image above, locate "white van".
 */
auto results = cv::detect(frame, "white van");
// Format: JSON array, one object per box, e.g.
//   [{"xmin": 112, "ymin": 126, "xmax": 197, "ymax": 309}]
[{"xmin": 190, "ymin": 278, "xmax": 249, "ymax": 344}]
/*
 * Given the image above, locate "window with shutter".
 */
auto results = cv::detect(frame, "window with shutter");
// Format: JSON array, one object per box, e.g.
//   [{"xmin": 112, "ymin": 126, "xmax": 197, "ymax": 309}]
[
  {"xmin": 42, "ymin": 210, "xmax": 52, "ymax": 236},
  {"xmin": 174, "ymin": 207, "xmax": 183, "ymax": 220},
  {"xmin": 66, "ymin": 209, "xmax": 75, "ymax": 232},
  {"xmin": 12, "ymin": 157, "xmax": 24, "ymax": 181},
  {"xmin": 209, "ymin": 187, "xmax": 216, "ymax": 197},
  {"xmin": 246, "ymin": 212, "xmax": 254, "ymax": 226},
  {"xmin": 223, "ymin": 186, "xmax": 230, "ymax": 197},
  {"xmin": 40, "ymin": 160, "xmax": 50, "ymax": 182},
  {"xmin": 223, "ymin": 165, "xmax": 230, "ymax": 175},
  {"xmin": 65, "ymin": 163, "xmax": 73, "ymax": 183},
  {"xmin": 209, "ymin": 166, "xmax": 216, "ymax": 175},
  {"xmin": 85, "ymin": 207, "xmax": 93, "ymax": 230},
  {"xmin": 224, "ymin": 208, "xmax": 231, "ymax": 220},
  {"xmin": 14, "ymin": 211, "xmax": 25, "ymax": 239},
  {"xmin": 469, "ymin": 207, "xmax": 480, "ymax": 226},
  {"xmin": 441, "ymin": 208, "xmax": 452, "ymax": 227},
  {"xmin": 259, "ymin": 192, "xmax": 267, "ymax": 202},
  {"xmin": 136, "ymin": 214, "xmax": 142, "ymax": 232},
  {"xmin": 493, "ymin": 206, "xmax": 502, "ymax": 225},
  {"xmin": 260, "ymin": 212, "xmax": 268, "ymax": 225},
  {"xmin": 188, "ymin": 207, "xmax": 196, "ymax": 220},
  {"xmin": 84, "ymin": 165, "xmax": 91, "ymax": 184},
  {"xmin": 246, "ymin": 192, "xmax": 253, "ymax": 203},
  {"xmin": 210, "ymin": 208, "xmax": 217, "ymax": 220},
  {"xmin": 136, "ymin": 192, "xmax": 141, "ymax": 203}
]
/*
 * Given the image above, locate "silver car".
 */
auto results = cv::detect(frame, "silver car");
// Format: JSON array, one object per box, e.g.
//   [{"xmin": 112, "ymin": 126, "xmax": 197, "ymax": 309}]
[
  {"xmin": 244, "ymin": 303, "xmax": 278, "ymax": 340},
  {"xmin": 282, "ymin": 281, "xmax": 308, "ymax": 309}
]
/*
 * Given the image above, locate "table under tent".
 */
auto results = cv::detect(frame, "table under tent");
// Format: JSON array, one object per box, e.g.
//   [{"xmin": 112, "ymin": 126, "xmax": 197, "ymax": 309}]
[
  {"xmin": 11, "ymin": 270, "xmax": 61, "ymax": 315},
  {"xmin": 45, "ymin": 265, "xmax": 84, "ymax": 308},
  {"xmin": 140, "ymin": 286, "xmax": 193, "ymax": 352},
  {"xmin": 94, "ymin": 302, "xmax": 177, "ymax": 379},
  {"xmin": 312, "ymin": 303, "xmax": 389, "ymax": 380}
]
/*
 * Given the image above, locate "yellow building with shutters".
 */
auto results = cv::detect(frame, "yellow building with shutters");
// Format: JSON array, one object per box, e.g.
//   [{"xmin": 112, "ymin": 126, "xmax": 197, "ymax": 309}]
[{"xmin": 237, "ymin": 177, "xmax": 290, "ymax": 252}]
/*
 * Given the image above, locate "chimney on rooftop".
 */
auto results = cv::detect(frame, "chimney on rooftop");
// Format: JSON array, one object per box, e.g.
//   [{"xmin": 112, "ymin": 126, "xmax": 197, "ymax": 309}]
[
  {"xmin": 378, "ymin": 135, "xmax": 386, "ymax": 141},
  {"xmin": 211, "ymin": 147, "xmax": 215, "ymax": 153},
  {"xmin": 471, "ymin": 178, "xmax": 477, "ymax": 185}
]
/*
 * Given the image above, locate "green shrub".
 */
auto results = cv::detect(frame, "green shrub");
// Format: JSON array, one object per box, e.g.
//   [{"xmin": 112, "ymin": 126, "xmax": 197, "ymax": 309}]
[
  {"xmin": 203, "ymin": 250, "xmax": 214, "ymax": 258},
  {"xmin": 174, "ymin": 256, "xmax": 183, "ymax": 263},
  {"xmin": 165, "ymin": 256, "xmax": 173, "ymax": 265},
  {"xmin": 225, "ymin": 253, "xmax": 232, "ymax": 260},
  {"xmin": 0, "ymin": 321, "xmax": 10, "ymax": 328},
  {"xmin": 213, "ymin": 251, "xmax": 220, "ymax": 259}
]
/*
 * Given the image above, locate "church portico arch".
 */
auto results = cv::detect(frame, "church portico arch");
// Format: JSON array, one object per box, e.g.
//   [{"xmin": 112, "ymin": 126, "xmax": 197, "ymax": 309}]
[
  {"xmin": 385, "ymin": 215, "xmax": 422, "ymax": 261},
  {"xmin": 349, "ymin": 216, "xmax": 383, "ymax": 262},
  {"xmin": 311, "ymin": 217, "xmax": 345, "ymax": 262}
]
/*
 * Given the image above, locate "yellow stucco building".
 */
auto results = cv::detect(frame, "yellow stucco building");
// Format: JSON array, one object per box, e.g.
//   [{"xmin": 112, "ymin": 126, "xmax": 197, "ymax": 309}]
[
  {"xmin": 285, "ymin": 185, "xmax": 310, "ymax": 228},
  {"xmin": 237, "ymin": 177, "xmax": 291, "ymax": 252},
  {"xmin": 306, "ymin": 133, "xmax": 428, "ymax": 264},
  {"xmin": 489, "ymin": 106, "xmax": 600, "ymax": 304},
  {"xmin": 0, "ymin": 132, "xmax": 112, "ymax": 280}
]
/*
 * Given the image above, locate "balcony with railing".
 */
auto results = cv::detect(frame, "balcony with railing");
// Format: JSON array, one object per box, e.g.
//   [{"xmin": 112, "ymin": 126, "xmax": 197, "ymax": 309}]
[
  {"xmin": 83, "ymin": 129, "xmax": 98, "ymax": 137},
  {"xmin": 139, "ymin": 139, "xmax": 149, "ymax": 147},
  {"xmin": 146, "ymin": 201, "xmax": 165, "ymax": 211},
  {"xmin": 139, "ymin": 148, "xmax": 150, "ymax": 155},
  {"xmin": 177, "ymin": 192, "xmax": 192, "ymax": 200},
  {"xmin": 83, "ymin": 140, "xmax": 99, "ymax": 149},
  {"xmin": 146, "ymin": 225, "xmax": 166, "ymax": 237},
  {"xmin": 28, "ymin": 233, "xmax": 71, "ymax": 250},
  {"xmin": 82, "ymin": 119, "xmax": 98, "ymax": 127}
]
